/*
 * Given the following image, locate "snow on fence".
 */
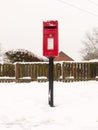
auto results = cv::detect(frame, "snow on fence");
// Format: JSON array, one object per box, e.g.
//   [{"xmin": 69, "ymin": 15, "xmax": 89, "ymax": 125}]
[{"xmin": 0, "ymin": 61, "xmax": 98, "ymax": 82}]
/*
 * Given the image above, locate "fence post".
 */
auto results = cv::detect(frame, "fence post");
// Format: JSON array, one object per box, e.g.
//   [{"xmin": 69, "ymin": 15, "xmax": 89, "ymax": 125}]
[{"xmin": 15, "ymin": 63, "xmax": 19, "ymax": 82}]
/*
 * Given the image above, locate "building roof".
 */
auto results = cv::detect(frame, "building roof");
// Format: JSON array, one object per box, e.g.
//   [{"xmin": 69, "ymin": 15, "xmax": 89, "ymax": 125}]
[{"xmin": 54, "ymin": 51, "xmax": 74, "ymax": 61}]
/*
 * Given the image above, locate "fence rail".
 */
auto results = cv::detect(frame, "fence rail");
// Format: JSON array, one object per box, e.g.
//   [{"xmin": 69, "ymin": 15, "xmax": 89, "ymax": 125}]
[{"xmin": 0, "ymin": 61, "xmax": 98, "ymax": 82}]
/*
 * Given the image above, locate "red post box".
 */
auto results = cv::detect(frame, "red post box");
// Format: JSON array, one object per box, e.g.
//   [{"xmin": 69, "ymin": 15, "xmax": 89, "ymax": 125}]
[{"xmin": 43, "ymin": 20, "xmax": 58, "ymax": 57}]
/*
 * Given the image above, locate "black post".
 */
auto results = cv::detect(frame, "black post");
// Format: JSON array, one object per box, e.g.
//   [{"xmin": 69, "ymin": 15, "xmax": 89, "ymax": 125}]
[{"xmin": 48, "ymin": 57, "xmax": 54, "ymax": 107}]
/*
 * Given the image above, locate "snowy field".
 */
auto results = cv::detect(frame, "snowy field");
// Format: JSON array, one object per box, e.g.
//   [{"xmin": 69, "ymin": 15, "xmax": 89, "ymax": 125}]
[{"xmin": 0, "ymin": 81, "xmax": 98, "ymax": 130}]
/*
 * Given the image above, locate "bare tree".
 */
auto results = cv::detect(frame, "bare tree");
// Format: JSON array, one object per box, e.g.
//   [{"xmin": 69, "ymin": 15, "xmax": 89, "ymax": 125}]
[{"xmin": 81, "ymin": 28, "xmax": 98, "ymax": 60}]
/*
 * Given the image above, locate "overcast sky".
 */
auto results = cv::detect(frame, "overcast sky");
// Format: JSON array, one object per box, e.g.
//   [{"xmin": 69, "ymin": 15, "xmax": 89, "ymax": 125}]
[{"xmin": 0, "ymin": 0, "xmax": 98, "ymax": 60}]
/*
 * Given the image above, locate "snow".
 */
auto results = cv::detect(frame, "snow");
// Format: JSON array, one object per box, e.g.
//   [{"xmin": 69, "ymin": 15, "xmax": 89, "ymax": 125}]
[
  {"xmin": 89, "ymin": 59, "xmax": 98, "ymax": 62},
  {"xmin": 0, "ymin": 81, "xmax": 98, "ymax": 130},
  {"xmin": 65, "ymin": 76, "xmax": 74, "ymax": 79},
  {"xmin": 37, "ymin": 76, "xmax": 47, "ymax": 80},
  {"xmin": 0, "ymin": 77, "xmax": 15, "ymax": 79},
  {"xmin": 19, "ymin": 77, "xmax": 31, "ymax": 79}
]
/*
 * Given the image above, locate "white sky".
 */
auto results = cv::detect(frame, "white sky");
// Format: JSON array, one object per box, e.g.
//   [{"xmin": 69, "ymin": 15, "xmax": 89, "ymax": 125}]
[{"xmin": 0, "ymin": 0, "xmax": 98, "ymax": 60}]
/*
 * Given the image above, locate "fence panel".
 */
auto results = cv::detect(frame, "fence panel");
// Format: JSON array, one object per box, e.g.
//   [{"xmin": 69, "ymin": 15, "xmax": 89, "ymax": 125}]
[
  {"xmin": 36, "ymin": 63, "xmax": 48, "ymax": 82},
  {"xmin": 0, "ymin": 62, "xmax": 98, "ymax": 82},
  {"xmin": 31, "ymin": 64, "xmax": 37, "ymax": 81},
  {"xmin": 54, "ymin": 63, "xmax": 61, "ymax": 81},
  {"xmin": 0, "ymin": 64, "xmax": 15, "ymax": 77},
  {"xmin": 62, "ymin": 62, "xmax": 98, "ymax": 82}
]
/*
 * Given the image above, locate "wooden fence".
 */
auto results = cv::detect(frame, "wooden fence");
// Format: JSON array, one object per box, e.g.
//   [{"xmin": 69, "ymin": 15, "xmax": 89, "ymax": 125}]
[{"xmin": 0, "ymin": 61, "xmax": 98, "ymax": 82}]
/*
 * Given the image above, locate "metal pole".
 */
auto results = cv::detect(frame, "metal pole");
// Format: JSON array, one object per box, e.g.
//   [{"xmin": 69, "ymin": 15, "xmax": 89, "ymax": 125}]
[{"xmin": 48, "ymin": 57, "xmax": 54, "ymax": 107}]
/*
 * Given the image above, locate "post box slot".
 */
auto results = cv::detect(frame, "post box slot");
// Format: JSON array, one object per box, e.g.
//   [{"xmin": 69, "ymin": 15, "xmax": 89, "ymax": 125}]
[{"xmin": 44, "ymin": 26, "xmax": 56, "ymax": 29}]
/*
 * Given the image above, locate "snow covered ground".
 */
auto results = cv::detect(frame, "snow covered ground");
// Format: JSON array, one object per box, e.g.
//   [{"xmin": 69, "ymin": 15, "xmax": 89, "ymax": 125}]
[{"xmin": 0, "ymin": 81, "xmax": 98, "ymax": 130}]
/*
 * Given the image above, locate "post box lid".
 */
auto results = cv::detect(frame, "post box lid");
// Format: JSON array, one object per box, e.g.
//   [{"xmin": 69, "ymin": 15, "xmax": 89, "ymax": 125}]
[{"xmin": 43, "ymin": 20, "xmax": 58, "ymax": 28}]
